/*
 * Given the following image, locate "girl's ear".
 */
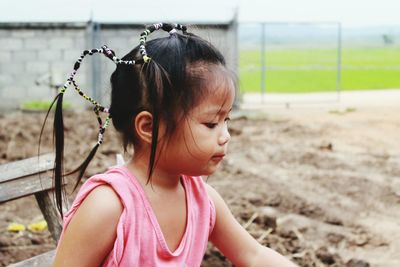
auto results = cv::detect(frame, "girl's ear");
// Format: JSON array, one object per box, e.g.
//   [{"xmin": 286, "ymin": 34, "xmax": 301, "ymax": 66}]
[{"xmin": 135, "ymin": 111, "xmax": 153, "ymax": 144}]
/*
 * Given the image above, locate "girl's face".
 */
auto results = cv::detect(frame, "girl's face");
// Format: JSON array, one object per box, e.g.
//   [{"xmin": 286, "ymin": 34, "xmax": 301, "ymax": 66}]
[{"xmin": 157, "ymin": 77, "xmax": 235, "ymax": 177}]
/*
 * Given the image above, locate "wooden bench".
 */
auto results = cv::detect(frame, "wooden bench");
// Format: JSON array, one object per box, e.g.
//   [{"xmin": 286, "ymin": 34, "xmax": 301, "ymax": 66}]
[
  {"xmin": 0, "ymin": 153, "xmax": 60, "ymax": 267},
  {"xmin": 1, "ymin": 153, "xmax": 124, "ymax": 266},
  {"xmin": 8, "ymin": 250, "xmax": 56, "ymax": 267}
]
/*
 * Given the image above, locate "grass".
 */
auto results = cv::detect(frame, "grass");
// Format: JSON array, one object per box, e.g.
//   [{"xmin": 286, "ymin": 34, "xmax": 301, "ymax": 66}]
[
  {"xmin": 21, "ymin": 100, "xmax": 72, "ymax": 111},
  {"xmin": 239, "ymin": 46, "xmax": 400, "ymax": 93}
]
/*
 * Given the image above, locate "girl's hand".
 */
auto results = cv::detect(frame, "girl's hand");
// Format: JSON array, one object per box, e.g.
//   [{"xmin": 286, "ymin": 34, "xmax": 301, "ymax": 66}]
[{"xmin": 206, "ymin": 185, "xmax": 298, "ymax": 267}]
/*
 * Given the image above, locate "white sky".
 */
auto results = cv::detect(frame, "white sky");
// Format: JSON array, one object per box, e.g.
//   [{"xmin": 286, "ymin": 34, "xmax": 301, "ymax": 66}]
[
  {"xmin": 1, "ymin": 0, "xmax": 399, "ymax": 27},
  {"xmin": 237, "ymin": 0, "xmax": 400, "ymax": 27}
]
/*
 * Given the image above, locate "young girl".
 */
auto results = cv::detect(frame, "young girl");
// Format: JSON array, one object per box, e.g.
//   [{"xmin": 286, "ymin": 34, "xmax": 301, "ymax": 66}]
[{"xmin": 46, "ymin": 23, "xmax": 297, "ymax": 267}]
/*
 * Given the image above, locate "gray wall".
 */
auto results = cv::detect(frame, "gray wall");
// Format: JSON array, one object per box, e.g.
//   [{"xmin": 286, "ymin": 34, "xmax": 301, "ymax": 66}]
[
  {"xmin": 0, "ymin": 23, "xmax": 237, "ymax": 111},
  {"xmin": 0, "ymin": 26, "xmax": 89, "ymax": 110}
]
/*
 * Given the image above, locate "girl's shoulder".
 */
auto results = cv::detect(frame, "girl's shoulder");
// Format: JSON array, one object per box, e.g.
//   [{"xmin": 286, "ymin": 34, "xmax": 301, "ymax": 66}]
[
  {"xmin": 84, "ymin": 165, "xmax": 145, "ymax": 195},
  {"xmin": 64, "ymin": 166, "xmax": 138, "ymax": 218},
  {"xmin": 201, "ymin": 181, "xmax": 219, "ymax": 209},
  {"xmin": 182, "ymin": 176, "xmax": 217, "ymax": 229},
  {"xmin": 89, "ymin": 165, "xmax": 134, "ymax": 185}
]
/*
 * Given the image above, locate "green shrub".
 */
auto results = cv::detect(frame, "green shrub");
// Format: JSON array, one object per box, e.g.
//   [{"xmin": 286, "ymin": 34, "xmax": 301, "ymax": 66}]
[{"xmin": 21, "ymin": 100, "xmax": 72, "ymax": 111}]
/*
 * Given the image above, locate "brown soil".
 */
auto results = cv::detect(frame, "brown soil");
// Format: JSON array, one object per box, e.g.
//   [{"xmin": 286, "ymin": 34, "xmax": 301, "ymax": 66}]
[{"xmin": 0, "ymin": 106, "xmax": 399, "ymax": 267}]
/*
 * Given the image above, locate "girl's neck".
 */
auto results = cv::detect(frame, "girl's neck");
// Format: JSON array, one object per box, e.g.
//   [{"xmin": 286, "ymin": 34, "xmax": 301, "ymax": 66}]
[{"xmin": 126, "ymin": 153, "xmax": 182, "ymax": 190}]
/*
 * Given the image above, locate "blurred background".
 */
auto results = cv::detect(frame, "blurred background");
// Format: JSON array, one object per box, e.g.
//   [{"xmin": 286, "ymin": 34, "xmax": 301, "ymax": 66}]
[
  {"xmin": 0, "ymin": 0, "xmax": 399, "ymax": 109},
  {"xmin": 1, "ymin": 1, "xmax": 399, "ymax": 267}
]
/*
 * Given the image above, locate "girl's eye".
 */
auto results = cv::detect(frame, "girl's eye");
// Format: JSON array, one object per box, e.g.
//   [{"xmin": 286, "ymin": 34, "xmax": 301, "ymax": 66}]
[
  {"xmin": 204, "ymin": 123, "xmax": 218, "ymax": 129},
  {"xmin": 224, "ymin": 117, "xmax": 231, "ymax": 123}
]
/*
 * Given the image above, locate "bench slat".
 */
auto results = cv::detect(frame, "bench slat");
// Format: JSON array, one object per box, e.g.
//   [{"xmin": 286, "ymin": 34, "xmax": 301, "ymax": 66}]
[
  {"xmin": 8, "ymin": 249, "xmax": 56, "ymax": 267},
  {"xmin": 0, "ymin": 153, "xmax": 54, "ymax": 183},
  {"xmin": 0, "ymin": 173, "xmax": 53, "ymax": 203}
]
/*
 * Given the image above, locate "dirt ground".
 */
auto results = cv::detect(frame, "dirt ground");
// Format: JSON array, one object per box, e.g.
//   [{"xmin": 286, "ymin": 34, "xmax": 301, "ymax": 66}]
[{"xmin": 0, "ymin": 96, "xmax": 399, "ymax": 266}]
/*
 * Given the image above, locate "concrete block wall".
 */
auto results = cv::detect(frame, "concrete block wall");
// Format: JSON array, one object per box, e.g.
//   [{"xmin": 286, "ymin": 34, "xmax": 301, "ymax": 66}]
[{"xmin": 0, "ymin": 27, "xmax": 89, "ymax": 110}]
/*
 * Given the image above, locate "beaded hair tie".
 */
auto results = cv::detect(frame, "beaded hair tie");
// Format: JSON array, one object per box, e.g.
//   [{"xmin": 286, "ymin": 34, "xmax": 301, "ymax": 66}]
[
  {"xmin": 139, "ymin": 23, "xmax": 187, "ymax": 63},
  {"xmin": 59, "ymin": 23, "xmax": 187, "ymax": 146},
  {"xmin": 58, "ymin": 45, "xmax": 138, "ymax": 145}
]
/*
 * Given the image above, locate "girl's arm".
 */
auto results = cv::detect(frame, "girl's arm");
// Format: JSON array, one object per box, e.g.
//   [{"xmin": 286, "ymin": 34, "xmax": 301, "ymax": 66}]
[
  {"xmin": 52, "ymin": 185, "xmax": 123, "ymax": 267},
  {"xmin": 206, "ymin": 185, "xmax": 298, "ymax": 267}
]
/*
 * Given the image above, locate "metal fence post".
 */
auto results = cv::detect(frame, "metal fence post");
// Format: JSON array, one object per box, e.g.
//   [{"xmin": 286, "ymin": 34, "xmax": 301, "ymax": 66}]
[
  {"xmin": 336, "ymin": 22, "xmax": 342, "ymax": 102},
  {"xmin": 91, "ymin": 22, "xmax": 101, "ymax": 104},
  {"xmin": 261, "ymin": 22, "xmax": 266, "ymax": 103}
]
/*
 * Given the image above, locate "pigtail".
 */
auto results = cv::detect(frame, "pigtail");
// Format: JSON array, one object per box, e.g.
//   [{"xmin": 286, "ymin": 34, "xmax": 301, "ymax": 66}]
[
  {"xmin": 39, "ymin": 46, "xmax": 136, "ymax": 217},
  {"xmin": 146, "ymin": 60, "xmax": 164, "ymax": 181},
  {"xmin": 66, "ymin": 111, "xmax": 111, "ymax": 192},
  {"xmin": 38, "ymin": 91, "xmax": 66, "ymax": 217},
  {"xmin": 67, "ymin": 142, "xmax": 100, "ymax": 191},
  {"xmin": 53, "ymin": 91, "xmax": 66, "ymax": 215}
]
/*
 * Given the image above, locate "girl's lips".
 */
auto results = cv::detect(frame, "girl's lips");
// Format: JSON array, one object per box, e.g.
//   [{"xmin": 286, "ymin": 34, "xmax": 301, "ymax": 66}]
[{"xmin": 211, "ymin": 154, "xmax": 225, "ymax": 162}]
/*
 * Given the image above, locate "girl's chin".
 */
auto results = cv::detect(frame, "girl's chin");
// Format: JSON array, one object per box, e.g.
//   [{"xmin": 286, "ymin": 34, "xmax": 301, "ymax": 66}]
[{"xmin": 201, "ymin": 165, "xmax": 221, "ymax": 176}]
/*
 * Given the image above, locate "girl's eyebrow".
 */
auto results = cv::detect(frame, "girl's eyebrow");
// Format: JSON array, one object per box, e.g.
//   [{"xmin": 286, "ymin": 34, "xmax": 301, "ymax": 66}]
[{"xmin": 202, "ymin": 107, "xmax": 232, "ymax": 116}]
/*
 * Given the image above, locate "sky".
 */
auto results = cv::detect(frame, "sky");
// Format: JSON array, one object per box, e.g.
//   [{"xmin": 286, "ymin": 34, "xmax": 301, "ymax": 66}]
[
  {"xmin": 1, "ymin": 0, "xmax": 399, "ymax": 27},
  {"xmin": 236, "ymin": 0, "xmax": 400, "ymax": 27}
]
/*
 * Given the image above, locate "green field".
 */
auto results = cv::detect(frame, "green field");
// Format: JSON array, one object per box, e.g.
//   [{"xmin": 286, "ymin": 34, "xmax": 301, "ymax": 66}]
[{"xmin": 239, "ymin": 47, "xmax": 400, "ymax": 93}]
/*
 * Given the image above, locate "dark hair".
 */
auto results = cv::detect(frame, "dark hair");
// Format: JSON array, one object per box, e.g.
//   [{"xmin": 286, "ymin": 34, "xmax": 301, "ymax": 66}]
[{"xmin": 41, "ymin": 25, "xmax": 230, "ymax": 216}]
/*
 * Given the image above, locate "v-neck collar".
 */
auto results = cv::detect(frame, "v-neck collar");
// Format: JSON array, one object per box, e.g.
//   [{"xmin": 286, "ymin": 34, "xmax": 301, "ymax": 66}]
[{"xmin": 119, "ymin": 165, "xmax": 191, "ymax": 257}]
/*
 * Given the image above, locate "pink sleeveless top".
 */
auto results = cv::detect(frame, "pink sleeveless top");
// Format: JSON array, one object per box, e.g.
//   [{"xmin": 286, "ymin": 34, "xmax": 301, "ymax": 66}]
[{"xmin": 59, "ymin": 166, "xmax": 216, "ymax": 266}]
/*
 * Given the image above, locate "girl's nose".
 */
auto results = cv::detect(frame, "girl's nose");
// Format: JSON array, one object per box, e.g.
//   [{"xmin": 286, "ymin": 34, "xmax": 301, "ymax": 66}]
[{"xmin": 218, "ymin": 125, "xmax": 231, "ymax": 145}]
